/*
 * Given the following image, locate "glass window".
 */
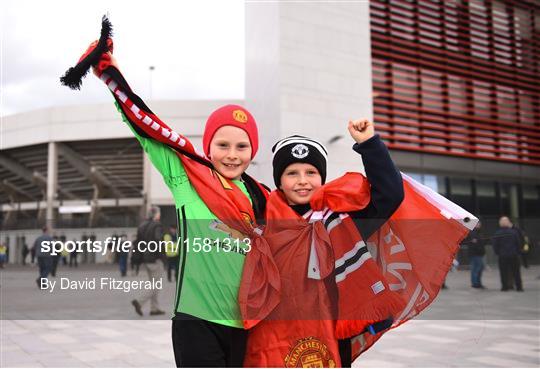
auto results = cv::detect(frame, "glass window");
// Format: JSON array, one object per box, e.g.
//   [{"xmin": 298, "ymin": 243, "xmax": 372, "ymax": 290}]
[
  {"xmin": 472, "ymin": 81, "xmax": 492, "ymax": 118},
  {"xmin": 499, "ymin": 183, "xmax": 511, "ymax": 216},
  {"xmin": 450, "ymin": 178, "xmax": 474, "ymax": 212},
  {"xmin": 437, "ymin": 176, "xmax": 448, "ymax": 196},
  {"xmin": 420, "ymin": 70, "xmax": 443, "ymax": 110},
  {"xmin": 448, "ymin": 76, "xmax": 467, "ymax": 114},
  {"xmin": 407, "ymin": 173, "xmax": 424, "ymax": 183},
  {"xmin": 518, "ymin": 91, "xmax": 535, "ymax": 126},
  {"xmin": 423, "ymin": 174, "xmax": 440, "ymax": 193},
  {"xmin": 476, "ymin": 180, "xmax": 499, "ymax": 216},
  {"xmin": 469, "ymin": 0, "xmax": 490, "ymax": 60},
  {"xmin": 521, "ymin": 185, "xmax": 540, "ymax": 218},
  {"xmin": 404, "ymin": 173, "xmax": 447, "ymax": 196},
  {"xmin": 492, "ymin": 1, "xmax": 511, "ymax": 65},
  {"xmin": 496, "ymin": 85, "xmax": 516, "ymax": 122}
]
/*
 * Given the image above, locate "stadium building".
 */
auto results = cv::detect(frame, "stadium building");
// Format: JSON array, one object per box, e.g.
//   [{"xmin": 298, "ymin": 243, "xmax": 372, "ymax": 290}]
[{"xmin": 1, "ymin": 0, "xmax": 538, "ymax": 264}]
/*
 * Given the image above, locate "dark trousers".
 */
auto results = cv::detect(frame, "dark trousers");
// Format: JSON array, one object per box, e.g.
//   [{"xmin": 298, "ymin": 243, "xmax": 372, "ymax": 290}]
[
  {"xmin": 521, "ymin": 252, "xmax": 529, "ymax": 268},
  {"xmin": 167, "ymin": 256, "xmax": 179, "ymax": 282},
  {"xmin": 69, "ymin": 252, "xmax": 78, "ymax": 267},
  {"xmin": 118, "ymin": 254, "xmax": 128, "ymax": 276},
  {"xmin": 37, "ymin": 257, "xmax": 52, "ymax": 280},
  {"xmin": 498, "ymin": 255, "xmax": 523, "ymax": 290},
  {"xmin": 172, "ymin": 313, "xmax": 247, "ymax": 367},
  {"xmin": 51, "ymin": 255, "xmax": 60, "ymax": 277},
  {"xmin": 470, "ymin": 255, "xmax": 484, "ymax": 287}
]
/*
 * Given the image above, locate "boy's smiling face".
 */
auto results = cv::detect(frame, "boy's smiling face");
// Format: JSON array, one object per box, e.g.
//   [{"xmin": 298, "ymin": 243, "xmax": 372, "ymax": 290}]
[
  {"xmin": 280, "ymin": 163, "xmax": 322, "ymax": 205},
  {"xmin": 209, "ymin": 125, "xmax": 252, "ymax": 180}
]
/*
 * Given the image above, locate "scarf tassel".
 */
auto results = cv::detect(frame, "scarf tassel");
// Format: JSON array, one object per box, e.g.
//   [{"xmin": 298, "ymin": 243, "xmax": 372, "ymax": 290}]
[{"xmin": 60, "ymin": 15, "xmax": 113, "ymax": 90}]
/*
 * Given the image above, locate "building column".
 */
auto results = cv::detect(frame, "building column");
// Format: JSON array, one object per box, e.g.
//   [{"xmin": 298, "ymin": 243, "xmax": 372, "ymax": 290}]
[
  {"xmin": 46, "ymin": 142, "xmax": 58, "ymax": 231},
  {"xmin": 509, "ymin": 184, "xmax": 520, "ymax": 221},
  {"xmin": 245, "ymin": 2, "xmax": 373, "ymax": 184}
]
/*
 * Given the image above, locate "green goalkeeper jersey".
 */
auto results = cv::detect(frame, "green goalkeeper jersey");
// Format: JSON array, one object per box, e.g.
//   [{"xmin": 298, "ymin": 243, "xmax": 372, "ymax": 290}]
[{"xmin": 118, "ymin": 104, "xmax": 251, "ymax": 328}]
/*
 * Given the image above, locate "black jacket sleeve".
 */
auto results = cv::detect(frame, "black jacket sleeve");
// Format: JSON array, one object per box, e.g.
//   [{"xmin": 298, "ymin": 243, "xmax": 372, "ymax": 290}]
[
  {"xmin": 153, "ymin": 222, "xmax": 164, "ymax": 244},
  {"xmin": 492, "ymin": 231, "xmax": 501, "ymax": 256},
  {"xmin": 349, "ymin": 135, "xmax": 404, "ymax": 240}
]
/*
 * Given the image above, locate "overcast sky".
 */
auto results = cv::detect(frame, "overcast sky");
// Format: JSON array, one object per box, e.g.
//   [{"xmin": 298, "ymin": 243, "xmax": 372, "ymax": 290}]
[{"xmin": 0, "ymin": 0, "xmax": 244, "ymax": 117}]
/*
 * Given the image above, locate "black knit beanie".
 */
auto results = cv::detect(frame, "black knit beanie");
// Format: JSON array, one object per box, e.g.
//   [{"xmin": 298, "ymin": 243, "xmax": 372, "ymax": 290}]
[{"xmin": 272, "ymin": 135, "xmax": 328, "ymax": 188}]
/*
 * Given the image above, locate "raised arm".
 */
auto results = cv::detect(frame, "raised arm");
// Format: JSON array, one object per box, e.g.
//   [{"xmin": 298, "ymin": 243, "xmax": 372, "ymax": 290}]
[
  {"xmin": 89, "ymin": 48, "xmax": 212, "ymax": 185},
  {"xmin": 60, "ymin": 27, "xmax": 211, "ymax": 186},
  {"xmin": 347, "ymin": 119, "xmax": 404, "ymax": 240},
  {"xmin": 94, "ymin": 51, "xmax": 209, "ymax": 161}
]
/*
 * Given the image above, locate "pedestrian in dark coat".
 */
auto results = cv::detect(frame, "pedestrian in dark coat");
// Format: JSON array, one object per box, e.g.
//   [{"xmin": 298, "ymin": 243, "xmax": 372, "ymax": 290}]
[
  {"xmin": 463, "ymin": 221, "xmax": 487, "ymax": 289},
  {"xmin": 492, "ymin": 216, "xmax": 523, "ymax": 291},
  {"xmin": 34, "ymin": 227, "xmax": 54, "ymax": 288}
]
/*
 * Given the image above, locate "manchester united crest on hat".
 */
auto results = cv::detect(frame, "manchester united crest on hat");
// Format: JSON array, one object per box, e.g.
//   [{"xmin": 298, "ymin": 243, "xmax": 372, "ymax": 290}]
[
  {"xmin": 232, "ymin": 109, "xmax": 248, "ymax": 123},
  {"xmin": 291, "ymin": 144, "xmax": 309, "ymax": 159}
]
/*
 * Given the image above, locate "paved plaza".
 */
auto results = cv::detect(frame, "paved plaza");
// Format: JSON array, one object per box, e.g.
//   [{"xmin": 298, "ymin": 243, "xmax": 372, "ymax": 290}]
[{"xmin": 1, "ymin": 263, "xmax": 539, "ymax": 367}]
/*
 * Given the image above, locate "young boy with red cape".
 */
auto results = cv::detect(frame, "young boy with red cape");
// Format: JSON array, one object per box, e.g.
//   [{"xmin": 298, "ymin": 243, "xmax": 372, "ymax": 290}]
[{"xmin": 242, "ymin": 120, "xmax": 477, "ymax": 367}]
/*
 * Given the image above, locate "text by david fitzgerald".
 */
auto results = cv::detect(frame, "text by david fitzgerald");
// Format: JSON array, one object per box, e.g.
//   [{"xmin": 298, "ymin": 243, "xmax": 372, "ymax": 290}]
[{"xmin": 39, "ymin": 277, "xmax": 162, "ymax": 293}]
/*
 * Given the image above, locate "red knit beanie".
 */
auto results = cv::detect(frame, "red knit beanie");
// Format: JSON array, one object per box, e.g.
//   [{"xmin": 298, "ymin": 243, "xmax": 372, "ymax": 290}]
[{"xmin": 203, "ymin": 105, "xmax": 259, "ymax": 159}]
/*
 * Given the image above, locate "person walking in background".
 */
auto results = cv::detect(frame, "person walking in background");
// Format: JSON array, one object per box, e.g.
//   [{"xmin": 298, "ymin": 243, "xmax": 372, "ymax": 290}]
[
  {"xmin": 118, "ymin": 234, "xmax": 129, "ymax": 277},
  {"xmin": 0, "ymin": 242, "xmax": 7, "ymax": 268},
  {"xmin": 463, "ymin": 221, "xmax": 487, "ymax": 289},
  {"xmin": 50, "ymin": 235, "xmax": 61, "ymax": 277},
  {"xmin": 130, "ymin": 234, "xmax": 142, "ymax": 276},
  {"xmin": 60, "ymin": 235, "xmax": 69, "ymax": 266},
  {"xmin": 80, "ymin": 234, "xmax": 88, "ymax": 264},
  {"xmin": 164, "ymin": 225, "xmax": 179, "ymax": 283},
  {"xmin": 22, "ymin": 242, "xmax": 29, "ymax": 266},
  {"xmin": 69, "ymin": 239, "xmax": 78, "ymax": 268},
  {"xmin": 131, "ymin": 206, "xmax": 166, "ymax": 316},
  {"xmin": 34, "ymin": 227, "xmax": 54, "ymax": 288},
  {"xmin": 30, "ymin": 244, "xmax": 36, "ymax": 264},
  {"xmin": 492, "ymin": 216, "xmax": 524, "ymax": 292}
]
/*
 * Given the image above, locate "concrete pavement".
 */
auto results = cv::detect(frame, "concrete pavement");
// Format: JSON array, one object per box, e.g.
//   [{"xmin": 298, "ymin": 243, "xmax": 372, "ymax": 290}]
[{"xmin": 1, "ymin": 263, "xmax": 538, "ymax": 367}]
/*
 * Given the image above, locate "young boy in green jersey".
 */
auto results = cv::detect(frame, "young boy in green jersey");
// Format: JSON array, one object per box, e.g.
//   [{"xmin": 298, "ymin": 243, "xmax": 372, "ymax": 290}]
[{"xmin": 83, "ymin": 43, "xmax": 269, "ymax": 367}]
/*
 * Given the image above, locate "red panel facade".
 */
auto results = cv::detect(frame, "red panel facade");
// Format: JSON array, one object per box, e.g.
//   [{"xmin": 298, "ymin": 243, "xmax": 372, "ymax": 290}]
[{"xmin": 370, "ymin": 0, "xmax": 540, "ymax": 165}]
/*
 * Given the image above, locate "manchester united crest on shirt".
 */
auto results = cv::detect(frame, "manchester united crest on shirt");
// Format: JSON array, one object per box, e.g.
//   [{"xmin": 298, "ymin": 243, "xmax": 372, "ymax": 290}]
[{"xmin": 284, "ymin": 337, "xmax": 336, "ymax": 368}]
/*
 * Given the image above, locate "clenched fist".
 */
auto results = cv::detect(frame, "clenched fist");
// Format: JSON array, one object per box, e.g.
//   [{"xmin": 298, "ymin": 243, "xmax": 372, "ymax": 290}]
[{"xmin": 348, "ymin": 119, "xmax": 375, "ymax": 144}]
